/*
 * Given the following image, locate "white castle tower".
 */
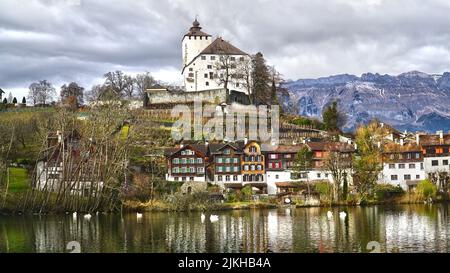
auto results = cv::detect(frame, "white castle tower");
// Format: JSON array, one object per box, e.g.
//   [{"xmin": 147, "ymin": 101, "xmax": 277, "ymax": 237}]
[
  {"xmin": 182, "ymin": 19, "xmax": 212, "ymax": 67},
  {"xmin": 181, "ymin": 19, "xmax": 251, "ymax": 94}
]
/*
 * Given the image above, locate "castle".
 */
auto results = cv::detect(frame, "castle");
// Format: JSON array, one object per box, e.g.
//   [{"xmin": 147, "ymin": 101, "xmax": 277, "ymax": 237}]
[{"xmin": 145, "ymin": 19, "xmax": 252, "ymax": 107}]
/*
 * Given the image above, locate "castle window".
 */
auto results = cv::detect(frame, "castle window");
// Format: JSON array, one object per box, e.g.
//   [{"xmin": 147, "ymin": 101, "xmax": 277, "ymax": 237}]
[
  {"xmin": 239, "ymin": 57, "xmax": 245, "ymax": 61},
  {"xmin": 236, "ymin": 83, "xmax": 239, "ymax": 87},
  {"xmin": 209, "ymin": 72, "xmax": 214, "ymax": 79},
  {"xmin": 409, "ymin": 163, "xmax": 415, "ymax": 169},
  {"xmin": 189, "ymin": 68, "xmax": 193, "ymax": 71},
  {"xmin": 204, "ymin": 73, "xmax": 208, "ymax": 78},
  {"xmin": 404, "ymin": 174, "xmax": 411, "ymax": 180},
  {"xmin": 231, "ymin": 64, "xmax": 236, "ymax": 69},
  {"xmin": 388, "ymin": 163, "xmax": 394, "ymax": 169},
  {"xmin": 201, "ymin": 56, "xmax": 206, "ymax": 60},
  {"xmin": 233, "ymin": 175, "xmax": 238, "ymax": 181},
  {"xmin": 230, "ymin": 57, "xmax": 235, "ymax": 61},
  {"xmin": 211, "ymin": 56, "xmax": 216, "ymax": 61},
  {"xmin": 391, "ymin": 175, "xmax": 398, "ymax": 181},
  {"xmin": 188, "ymin": 73, "xmax": 194, "ymax": 77},
  {"xmin": 206, "ymin": 82, "xmax": 209, "ymax": 86},
  {"xmin": 432, "ymin": 160, "xmax": 439, "ymax": 166},
  {"xmin": 207, "ymin": 65, "xmax": 212, "ymax": 69},
  {"xmin": 226, "ymin": 175, "xmax": 230, "ymax": 181}
]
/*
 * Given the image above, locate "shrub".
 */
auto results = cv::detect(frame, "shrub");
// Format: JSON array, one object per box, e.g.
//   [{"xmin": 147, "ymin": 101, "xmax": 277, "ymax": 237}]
[
  {"xmin": 416, "ymin": 179, "xmax": 437, "ymax": 199},
  {"xmin": 314, "ymin": 181, "xmax": 331, "ymax": 199},
  {"xmin": 374, "ymin": 184, "xmax": 405, "ymax": 200},
  {"xmin": 241, "ymin": 185, "xmax": 253, "ymax": 200}
]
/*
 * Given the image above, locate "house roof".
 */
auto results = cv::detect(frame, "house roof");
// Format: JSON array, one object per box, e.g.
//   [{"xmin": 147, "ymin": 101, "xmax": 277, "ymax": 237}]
[
  {"xmin": 183, "ymin": 19, "xmax": 211, "ymax": 38},
  {"xmin": 200, "ymin": 37, "xmax": 247, "ymax": 55},
  {"xmin": 382, "ymin": 143, "xmax": 422, "ymax": 153},
  {"xmin": 306, "ymin": 142, "xmax": 355, "ymax": 152},
  {"xmin": 262, "ymin": 144, "xmax": 306, "ymax": 153},
  {"xmin": 0, "ymin": 88, "xmax": 4, "ymax": 94},
  {"xmin": 209, "ymin": 142, "xmax": 245, "ymax": 154},
  {"xmin": 164, "ymin": 144, "xmax": 208, "ymax": 157},
  {"xmin": 419, "ymin": 134, "xmax": 450, "ymax": 146}
]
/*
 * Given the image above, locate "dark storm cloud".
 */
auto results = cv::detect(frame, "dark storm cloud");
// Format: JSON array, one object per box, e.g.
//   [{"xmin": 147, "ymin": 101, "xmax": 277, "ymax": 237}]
[{"xmin": 1, "ymin": 0, "xmax": 450, "ymax": 98}]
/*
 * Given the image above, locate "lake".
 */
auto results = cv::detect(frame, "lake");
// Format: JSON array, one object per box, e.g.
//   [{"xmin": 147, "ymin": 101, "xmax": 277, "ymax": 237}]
[{"xmin": 1, "ymin": 204, "xmax": 449, "ymax": 253}]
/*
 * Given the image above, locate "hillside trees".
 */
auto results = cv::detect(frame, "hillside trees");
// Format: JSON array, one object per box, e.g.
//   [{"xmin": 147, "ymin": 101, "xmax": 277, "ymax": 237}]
[
  {"xmin": 60, "ymin": 82, "xmax": 84, "ymax": 107},
  {"xmin": 28, "ymin": 80, "xmax": 56, "ymax": 105}
]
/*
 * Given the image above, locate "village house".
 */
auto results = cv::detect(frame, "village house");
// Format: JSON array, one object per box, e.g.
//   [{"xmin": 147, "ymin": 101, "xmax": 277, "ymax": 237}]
[
  {"xmin": 165, "ymin": 144, "xmax": 208, "ymax": 182},
  {"xmin": 420, "ymin": 131, "xmax": 450, "ymax": 174},
  {"xmin": 208, "ymin": 141, "xmax": 245, "ymax": 190},
  {"xmin": 241, "ymin": 140, "xmax": 267, "ymax": 193},
  {"xmin": 380, "ymin": 142, "xmax": 425, "ymax": 191}
]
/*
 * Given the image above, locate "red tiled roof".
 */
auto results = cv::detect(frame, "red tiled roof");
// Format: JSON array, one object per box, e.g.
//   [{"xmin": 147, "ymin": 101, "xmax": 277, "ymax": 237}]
[{"xmin": 306, "ymin": 142, "xmax": 355, "ymax": 152}]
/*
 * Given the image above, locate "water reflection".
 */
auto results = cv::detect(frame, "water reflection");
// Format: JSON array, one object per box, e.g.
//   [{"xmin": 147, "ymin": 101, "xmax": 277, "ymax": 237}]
[{"xmin": 1, "ymin": 204, "xmax": 450, "ymax": 253}]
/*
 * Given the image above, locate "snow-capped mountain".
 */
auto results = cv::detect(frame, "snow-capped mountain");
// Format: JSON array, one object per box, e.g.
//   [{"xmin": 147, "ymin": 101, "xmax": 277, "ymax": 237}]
[{"xmin": 280, "ymin": 71, "xmax": 450, "ymax": 133}]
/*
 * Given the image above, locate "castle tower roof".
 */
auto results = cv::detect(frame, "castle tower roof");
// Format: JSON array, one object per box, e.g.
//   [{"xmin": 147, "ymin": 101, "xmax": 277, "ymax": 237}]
[{"xmin": 184, "ymin": 19, "xmax": 211, "ymax": 37}]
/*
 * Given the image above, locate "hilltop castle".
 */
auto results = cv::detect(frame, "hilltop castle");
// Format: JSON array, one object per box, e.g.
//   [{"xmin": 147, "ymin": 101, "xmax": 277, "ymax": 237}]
[{"xmin": 145, "ymin": 19, "xmax": 252, "ymax": 107}]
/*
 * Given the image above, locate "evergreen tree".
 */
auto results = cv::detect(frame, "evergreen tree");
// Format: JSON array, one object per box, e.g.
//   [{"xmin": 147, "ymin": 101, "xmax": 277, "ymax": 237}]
[
  {"xmin": 251, "ymin": 52, "xmax": 271, "ymax": 105},
  {"xmin": 322, "ymin": 101, "xmax": 346, "ymax": 132},
  {"xmin": 12, "ymin": 97, "xmax": 17, "ymax": 104},
  {"xmin": 2, "ymin": 98, "xmax": 7, "ymax": 104},
  {"xmin": 22, "ymin": 97, "xmax": 26, "ymax": 104}
]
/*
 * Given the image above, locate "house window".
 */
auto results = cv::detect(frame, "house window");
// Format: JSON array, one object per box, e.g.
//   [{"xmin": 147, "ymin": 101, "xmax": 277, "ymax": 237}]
[
  {"xmin": 197, "ymin": 158, "xmax": 203, "ymax": 164},
  {"xmin": 207, "ymin": 65, "xmax": 212, "ymax": 69},
  {"xmin": 206, "ymin": 82, "xmax": 209, "ymax": 86},
  {"xmin": 409, "ymin": 163, "xmax": 415, "ymax": 169},
  {"xmin": 285, "ymin": 154, "xmax": 291, "ymax": 159},
  {"xmin": 201, "ymin": 56, "xmax": 206, "ymax": 60},
  {"xmin": 197, "ymin": 167, "xmax": 204, "ymax": 173},
  {"xmin": 233, "ymin": 175, "xmax": 238, "ymax": 181},
  {"xmin": 204, "ymin": 73, "xmax": 208, "ymax": 78},
  {"xmin": 226, "ymin": 166, "xmax": 231, "ymax": 172},
  {"xmin": 250, "ymin": 146, "xmax": 257, "ymax": 153},
  {"xmin": 233, "ymin": 166, "xmax": 239, "ymax": 172},
  {"xmin": 404, "ymin": 174, "xmax": 411, "ymax": 180},
  {"xmin": 421, "ymin": 163, "xmax": 424, "ymax": 170},
  {"xmin": 416, "ymin": 153, "xmax": 420, "ymax": 159},
  {"xmin": 217, "ymin": 157, "xmax": 222, "ymax": 163},
  {"xmin": 224, "ymin": 149, "xmax": 231, "ymax": 154},
  {"xmin": 225, "ymin": 158, "xmax": 231, "ymax": 164},
  {"xmin": 217, "ymin": 175, "xmax": 222, "ymax": 181},
  {"xmin": 182, "ymin": 177, "xmax": 186, "ymax": 181},
  {"xmin": 189, "ymin": 68, "xmax": 193, "ymax": 71},
  {"xmin": 230, "ymin": 57, "xmax": 235, "ymax": 61},
  {"xmin": 210, "ymin": 56, "xmax": 215, "ymax": 61},
  {"xmin": 209, "ymin": 72, "xmax": 214, "ymax": 79},
  {"xmin": 174, "ymin": 177, "xmax": 179, "ymax": 181},
  {"xmin": 244, "ymin": 165, "xmax": 249, "ymax": 171},
  {"xmin": 257, "ymin": 165, "xmax": 262, "ymax": 170},
  {"xmin": 275, "ymin": 174, "xmax": 279, "ymax": 179},
  {"xmin": 188, "ymin": 158, "xmax": 195, "ymax": 164},
  {"xmin": 239, "ymin": 57, "xmax": 245, "ymax": 61},
  {"xmin": 188, "ymin": 73, "xmax": 194, "ymax": 77},
  {"xmin": 391, "ymin": 175, "xmax": 398, "ymax": 181},
  {"xmin": 172, "ymin": 167, "xmax": 178, "ymax": 173},
  {"xmin": 416, "ymin": 175, "xmax": 421, "ymax": 179},
  {"xmin": 189, "ymin": 167, "xmax": 195, "ymax": 173},
  {"xmin": 389, "ymin": 164, "xmax": 395, "ymax": 169},
  {"xmin": 399, "ymin": 164, "xmax": 405, "ymax": 169},
  {"xmin": 270, "ymin": 154, "xmax": 277, "ymax": 159},
  {"xmin": 181, "ymin": 151, "xmax": 186, "ymax": 155},
  {"xmin": 226, "ymin": 175, "xmax": 230, "ymax": 181},
  {"xmin": 217, "ymin": 166, "xmax": 223, "ymax": 173},
  {"xmin": 250, "ymin": 165, "xmax": 255, "ymax": 171},
  {"xmin": 432, "ymin": 160, "xmax": 439, "ymax": 166},
  {"xmin": 173, "ymin": 158, "xmax": 179, "ymax": 164},
  {"xmin": 189, "ymin": 177, "xmax": 194, "ymax": 181},
  {"xmin": 233, "ymin": 158, "xmax": 238, "ymax": 163},
  {"xmin": 243, "ymin": 175, "xmax": 248, "ymax": 182},
  {"xmin": 443, "ymin": 160, "xmax": 449, "ymax": 165},
  {"xmin": 181, "ymin": 167, "xmax": 187, "ymax": 173}
]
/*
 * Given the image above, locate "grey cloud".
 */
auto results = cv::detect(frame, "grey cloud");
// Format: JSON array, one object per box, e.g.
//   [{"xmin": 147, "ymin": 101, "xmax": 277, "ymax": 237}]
[{"xmin": 1, "ymin": 0, "xmax": 450, "ymax": 99}]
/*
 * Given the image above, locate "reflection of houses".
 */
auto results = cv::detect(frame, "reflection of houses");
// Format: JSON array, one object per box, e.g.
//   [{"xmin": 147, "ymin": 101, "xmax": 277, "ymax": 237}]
[
  {"xmin": 380, "ymin": 143, "xmax": 425, "ymax": 191},
  {"xmin": 35, "ymin": 130, "xmax": 103, "ymax": 196},
  {"xmin": 165, "ymin": 144, "xmax": 208, "ymax": 182}
]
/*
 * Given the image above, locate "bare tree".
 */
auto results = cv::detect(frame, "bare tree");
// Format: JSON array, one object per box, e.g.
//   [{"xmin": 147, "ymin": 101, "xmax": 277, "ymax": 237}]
[
  {"xmin": 28, "ymin": 80, "xmax": 56, "ymax": 106},
  {"xmin": 104, "ymin": 71, "xmax": 134, "ymax": 99},
  {"xmin": 134, "ymin": 72, "xmax": 157, "ymax": 99},
  {"xmin": 324, "ymin": 148, "xmax": 353, "ymax": 202}
]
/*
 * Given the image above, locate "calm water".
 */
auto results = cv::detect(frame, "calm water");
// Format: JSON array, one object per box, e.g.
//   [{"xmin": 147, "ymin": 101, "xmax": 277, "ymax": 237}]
[{"xmin": 1, "ymin": 204, "xmax": 450, "ymax": 253}]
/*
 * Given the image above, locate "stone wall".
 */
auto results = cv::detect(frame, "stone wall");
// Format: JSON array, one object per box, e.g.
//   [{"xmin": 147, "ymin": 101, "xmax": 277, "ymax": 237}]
[
  {"xmin": 180, "ymin": 181, "xmax": 208, "ymax": 194},
  {"xmin": 147, "ymin": 88, "xmax": 227, "ymax": 105}
]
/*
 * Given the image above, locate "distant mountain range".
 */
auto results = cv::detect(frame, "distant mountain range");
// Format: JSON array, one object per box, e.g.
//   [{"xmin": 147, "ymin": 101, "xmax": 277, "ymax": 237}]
[{"xmin": 279, "ymin": 71, "xmax": 450, "ymax": 133}]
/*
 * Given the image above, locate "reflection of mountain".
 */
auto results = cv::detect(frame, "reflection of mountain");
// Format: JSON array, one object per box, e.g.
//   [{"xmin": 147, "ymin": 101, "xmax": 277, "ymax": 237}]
[{"xmin": 280, "ymin": 71, "xmax": 450, "ymax": 132}]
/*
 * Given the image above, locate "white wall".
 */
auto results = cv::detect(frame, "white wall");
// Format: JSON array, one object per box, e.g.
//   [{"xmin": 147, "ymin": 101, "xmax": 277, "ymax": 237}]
[
  {"xmin": 183, "ymin": 54, "xmax": 251, "ymax": 94},
  {"xmin": 182, "ymin": 35, "xmax": 212, "ymax": 67},
  {"xmin": 166, "ymin": 174, "xmax": 206, "ymax": 182},
  {"xmin": 423, "ymin": 156, "xmax": 450, "ymax": 174},
  {"xmin": 379, "ymin": 161, "xmax": 425, "ymax": 190}
]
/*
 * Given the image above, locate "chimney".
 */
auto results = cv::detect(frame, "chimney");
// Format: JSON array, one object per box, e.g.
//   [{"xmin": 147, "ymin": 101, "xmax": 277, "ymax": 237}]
[
  {"xmin": 292, "ymin": 141, "xmax": 297, "ymax": 145},
  {"xmin": 380, "ymin": 122, "xmax": 384, "ymax": 128},
  {"xmin": 437, "ymin": 130, "xmax": 444, "ymax": 139},
  {"xmin": 416, "ymin": 133, "xmax": 420, "ymax": 145},
  {"xmin": 400, "ymin": 139, "xmax": 404, "ymax": 146},
  {"xmin": 244, "ymin": 137, "xmax": 248, "ymax": 145},
  {"xmin": 354, "ymin": 143, "xmax": 358, "ymax": 150}
]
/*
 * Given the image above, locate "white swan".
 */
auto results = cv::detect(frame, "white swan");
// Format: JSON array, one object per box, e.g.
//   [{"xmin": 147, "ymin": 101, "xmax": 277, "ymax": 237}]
[
  {"xmin": 84, "ymin": 213, "xmax": 92, "ymax": 220},
  {"xmin": 210, "ymin": 215, "xmax": 219, "ymax": 222},
  {"xmin": 339, "ymin": 211, "xmax": 347, "ymax": 219},
  {"xmin": 201, "ymin": 213, "xmax": 206, "ymax": 223},
  {"xmin": 327, "ymin": 211, "xmax": 333, "ymax": 219},
  {"xmin": 72, "ymin": 212, "xmax": 77, "ymax": 220}
]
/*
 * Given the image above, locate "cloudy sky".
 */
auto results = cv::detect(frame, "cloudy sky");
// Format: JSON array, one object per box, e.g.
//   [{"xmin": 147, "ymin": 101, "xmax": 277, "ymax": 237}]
[{"xmin": 1, "ymin": 0, "xmax": 450, "ymax": 99}]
